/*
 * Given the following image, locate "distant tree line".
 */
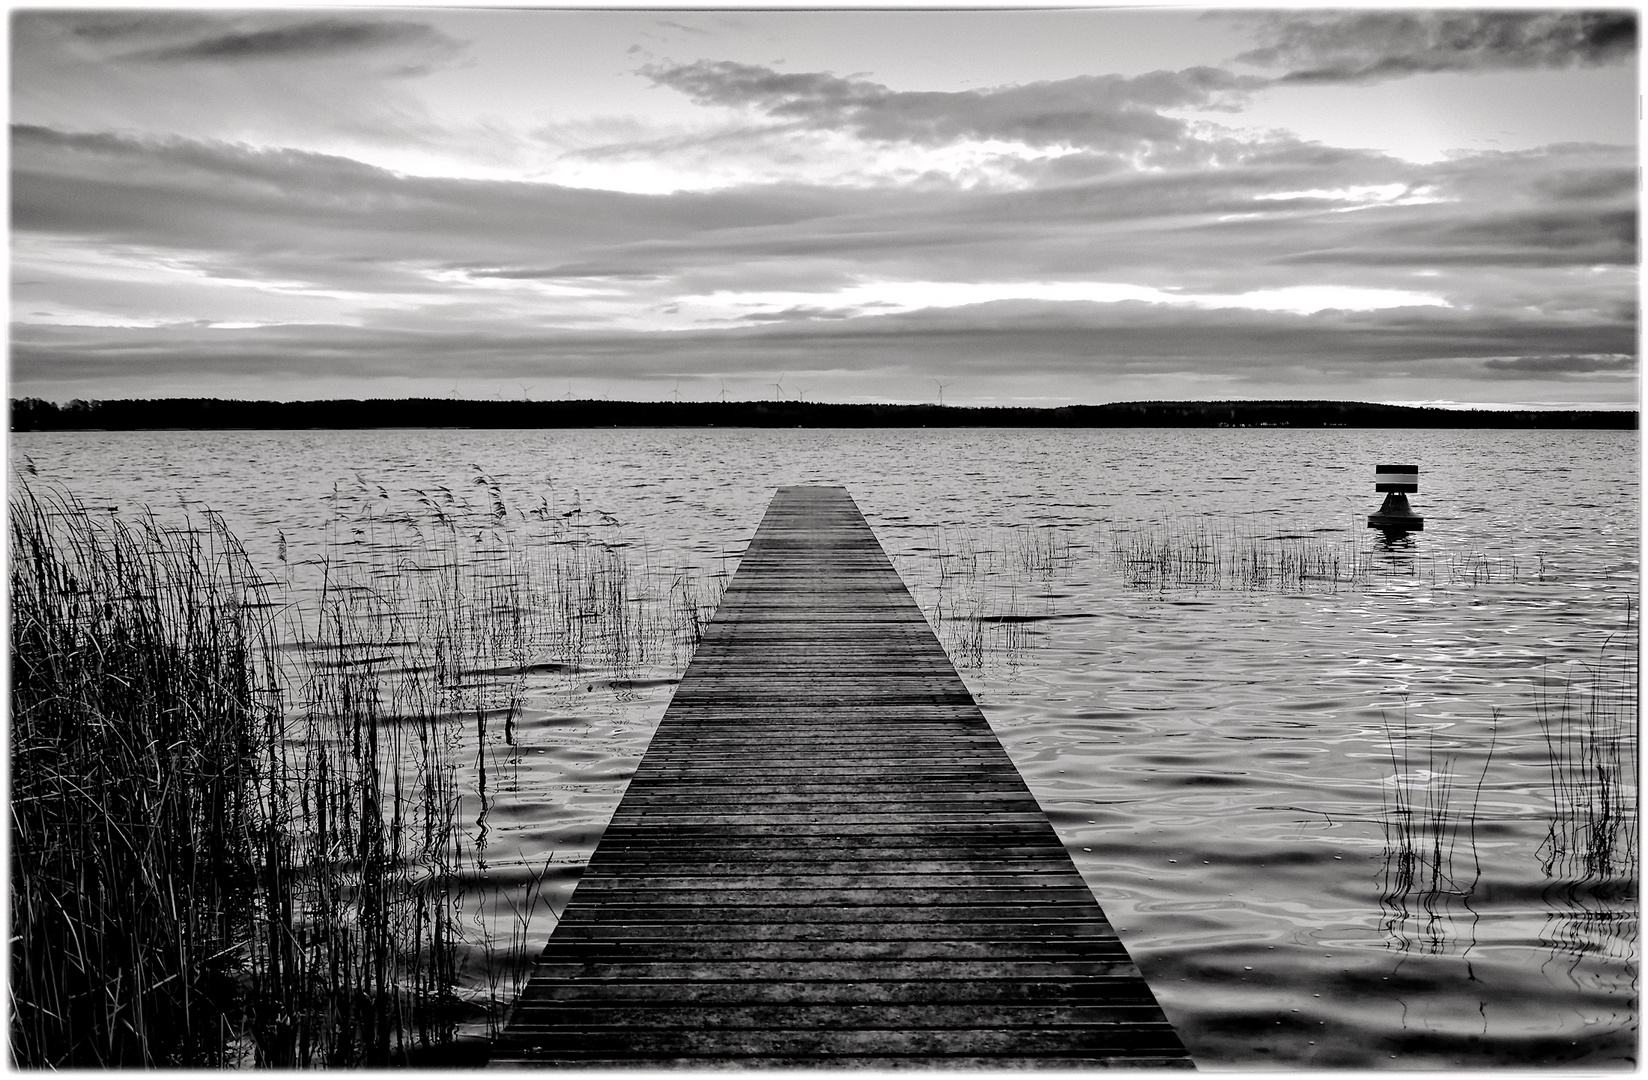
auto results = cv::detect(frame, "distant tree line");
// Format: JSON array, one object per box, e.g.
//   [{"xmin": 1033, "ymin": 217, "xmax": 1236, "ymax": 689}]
[{"xmin": 9, "ymin": 397, "xmax": 1638, "ymax": 431}]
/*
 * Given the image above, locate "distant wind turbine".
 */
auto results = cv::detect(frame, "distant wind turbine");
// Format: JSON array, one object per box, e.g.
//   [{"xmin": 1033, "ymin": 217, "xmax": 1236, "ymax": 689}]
[{"xmin": 934, "ymin": 378, "xmax": 952, "ymax": 406}]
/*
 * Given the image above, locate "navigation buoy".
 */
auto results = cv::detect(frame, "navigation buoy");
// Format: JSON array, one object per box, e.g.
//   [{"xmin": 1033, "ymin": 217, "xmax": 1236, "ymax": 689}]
[{"xmin": 1368, "ymin": 464, "xmax": 1424, "ymax": 532}]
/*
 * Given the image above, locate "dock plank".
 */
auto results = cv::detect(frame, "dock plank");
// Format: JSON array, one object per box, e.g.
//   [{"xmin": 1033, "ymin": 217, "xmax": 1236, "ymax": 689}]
[{"xmin": 494, "ymin": 486, "xmax": 1190, "ymax": 1068}]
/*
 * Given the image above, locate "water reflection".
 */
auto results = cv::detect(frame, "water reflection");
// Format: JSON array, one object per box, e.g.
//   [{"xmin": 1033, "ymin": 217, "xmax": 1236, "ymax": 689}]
[
  {"xmin": 1535, "ymin": 605, "xmax": 1639, "ymax": 991},
  {"xmin": 1370, "ymin": 528, "xmax": 1417, "ymax": 555},
  {"xmin": 1536, "ymin": 610, "xmax": 1638, "ymax": 885},
  {"xmin": 1376, "ymin": 706, "xmax": 1495, "ymax": 957}
]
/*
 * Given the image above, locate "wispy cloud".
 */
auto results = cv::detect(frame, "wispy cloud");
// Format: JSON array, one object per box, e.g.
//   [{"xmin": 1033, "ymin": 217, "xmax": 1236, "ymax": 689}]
[
  {"xmin": 27, "ymin": 10, "xmax": 466, "ymax": 71},
  {"xmin": 643, "ymin": 59, "xmax": 1263, "ymax": 158},
  {"xmin": 123, "ymin": 18, "xmax": 463, "ymax": 70}
]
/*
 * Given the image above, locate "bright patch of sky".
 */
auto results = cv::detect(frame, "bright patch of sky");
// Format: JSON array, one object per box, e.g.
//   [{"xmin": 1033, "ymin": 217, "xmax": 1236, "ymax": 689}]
[
  {"xmin": 1254, "ymin": 184, "xmax": 1449, "ymax": 207},
  {"xmin": 675, "ymin": 280, "xmax": 1450, "ymax": 327},
  {"xmin": 1207, "ymin": 66, "xmax": 1638, "ymax": 163},
  {"xmin": 537, "ymin": 134, "xmax": 1084, "ymax": 195}
]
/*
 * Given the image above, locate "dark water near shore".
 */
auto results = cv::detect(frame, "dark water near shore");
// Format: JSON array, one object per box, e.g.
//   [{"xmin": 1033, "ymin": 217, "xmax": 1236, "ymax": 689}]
[{"xmin": 12, "ymin": 426, "xmax": 1638, "ymax": 1067}]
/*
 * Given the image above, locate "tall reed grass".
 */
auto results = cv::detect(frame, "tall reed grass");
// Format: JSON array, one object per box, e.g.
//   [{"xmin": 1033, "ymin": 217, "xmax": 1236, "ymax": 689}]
[
  {"xmin": 11, "ymin": 474, "xmax": 725, "ymax": 1067},
  {"xmin": 10, "ymin": 484, "xmax": 275, "ymax": 1066},
  {"xmin": 249, "ymin": 575, "xmax": 471, "ymax": 1066}
]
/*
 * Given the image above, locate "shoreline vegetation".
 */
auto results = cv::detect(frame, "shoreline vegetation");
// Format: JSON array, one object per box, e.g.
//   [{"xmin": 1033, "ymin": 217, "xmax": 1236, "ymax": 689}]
[
  {"xmin": 10, "ymin": 397, "xmax": 1638, "ymax": 431},
  {"xmin": 9, "ymin": 475, "xmax": 722, "ymax": 1067}
]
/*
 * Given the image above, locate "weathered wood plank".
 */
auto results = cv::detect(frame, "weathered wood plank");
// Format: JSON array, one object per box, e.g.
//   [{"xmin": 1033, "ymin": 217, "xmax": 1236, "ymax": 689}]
[
  {"xmin": 505, "ymin": 1003, "xmax": 1174, "ymax": 1028},
  {"xmin": 495, "ymin": 486, "xmax": 1190, "ymax": 1068},
  {"xmin": 496, "ymin": 1026, "xmax": 1187, "ymax": 1056},
  {"xmin": 548, "ymin": 923, "xmax": 1126, "ymax": 942},
  {"xmin": 550, "ymin": 904, "xmax": 1121, "ymax": 926},
  {"xmin": 513, "ymin": 978, "xmax": 1175, "ymax": 1007}
]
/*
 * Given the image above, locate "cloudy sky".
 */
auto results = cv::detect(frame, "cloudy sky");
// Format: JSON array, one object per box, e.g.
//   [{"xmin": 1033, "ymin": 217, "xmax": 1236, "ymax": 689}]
[{"xmin": 10, "ymin": 6, "xmax": 1639, "ymax": 406}]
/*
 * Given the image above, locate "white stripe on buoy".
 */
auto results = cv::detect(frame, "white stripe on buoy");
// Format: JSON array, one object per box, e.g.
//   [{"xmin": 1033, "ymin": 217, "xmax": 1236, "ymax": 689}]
[{"xmin": 1375, "ymin": 465, "xmax": 1419, "ymax": 492}]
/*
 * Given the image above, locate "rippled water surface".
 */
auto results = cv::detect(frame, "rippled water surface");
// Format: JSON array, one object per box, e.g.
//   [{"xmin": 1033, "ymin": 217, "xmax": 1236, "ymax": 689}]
[{"xmin": 14, "ymin": 426, "xmax": 1639, "ymax": 1067}]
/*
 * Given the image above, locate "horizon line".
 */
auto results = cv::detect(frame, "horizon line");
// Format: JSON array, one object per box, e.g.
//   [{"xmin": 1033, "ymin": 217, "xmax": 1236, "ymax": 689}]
[{"xmin": 11, "ymin": 395, "xmax": 1639, "ymax": 413}]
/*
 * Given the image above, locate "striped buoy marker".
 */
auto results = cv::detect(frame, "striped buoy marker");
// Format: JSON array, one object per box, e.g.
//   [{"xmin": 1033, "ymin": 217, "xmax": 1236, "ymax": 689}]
[{"xmin": 1368, "ymin": 464, "xmax": 1424, "ymax": 532}]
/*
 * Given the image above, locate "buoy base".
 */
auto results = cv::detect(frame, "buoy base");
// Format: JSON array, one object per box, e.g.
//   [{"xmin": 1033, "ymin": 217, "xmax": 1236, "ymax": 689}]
[{"xmin": 1367, "ymin": 491, "xmax": 1423, "ymax": 531}]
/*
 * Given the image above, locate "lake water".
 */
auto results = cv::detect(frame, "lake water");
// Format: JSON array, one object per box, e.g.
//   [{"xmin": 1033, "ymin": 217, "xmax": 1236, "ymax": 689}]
[{"xmin": 12, "ymin": 426, "xmax": 1639, "ymax": 1067}]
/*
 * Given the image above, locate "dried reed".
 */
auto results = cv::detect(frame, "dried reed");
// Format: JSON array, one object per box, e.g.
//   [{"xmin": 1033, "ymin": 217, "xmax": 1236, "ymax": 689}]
[
  {"xmin": 11, "ymin": 474, "xmax": 726, "ymax": 1067},
  {"xmin": 10, "ymin": 483, "xmax": 274, "ymax": 1066}
]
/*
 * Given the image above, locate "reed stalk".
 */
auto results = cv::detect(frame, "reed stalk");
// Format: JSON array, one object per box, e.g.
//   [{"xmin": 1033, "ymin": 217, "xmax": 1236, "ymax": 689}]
[
  {"xmin": 10, "ymin": 484, "xmax": 273, "ymax": 1066},
  {"xmin": 1109, "ymin": 516, "xmax": 1530, "ymax": 594},
  {"xmin": 12, "ymin": 473, "xmax": 727, "ymax": 1066},
  {"xmin": 1536, "ymin": 600, "xmax": 1638, "ymax": 886},
  {"xmin": 1376, "ymin": 705, "xmax": 1497, "ymax": 955}
]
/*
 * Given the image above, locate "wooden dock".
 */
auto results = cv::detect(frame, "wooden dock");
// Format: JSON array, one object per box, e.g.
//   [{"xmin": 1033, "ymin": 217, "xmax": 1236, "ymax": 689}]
[{"xmin": 494, "ymin": 486, "xmax": 1191, "ymax": 1068}]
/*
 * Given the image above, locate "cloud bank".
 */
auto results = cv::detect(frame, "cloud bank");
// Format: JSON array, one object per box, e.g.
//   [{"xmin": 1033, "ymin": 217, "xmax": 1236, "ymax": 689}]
[
  {"xmin": 8, "ymin": 9, "xmax": 1638, "ymax": 405},
  {"xmin": 644, "ymin": 60, "xmax": 1262, "ymax": 157}
]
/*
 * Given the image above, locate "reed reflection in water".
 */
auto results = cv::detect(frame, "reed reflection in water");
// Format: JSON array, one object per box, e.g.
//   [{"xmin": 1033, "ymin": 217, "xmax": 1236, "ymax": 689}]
[
  {"xmin": 895, "ymin": 523, "xmax": 1082, "ymax": 674},
  {"xmin": 1376, "ymin": 704, "xmax": 1497, "ymax": 957},
  {"xmin": 1534, "ymin": 607, "xmax": 1638, "ymax": 994}
]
